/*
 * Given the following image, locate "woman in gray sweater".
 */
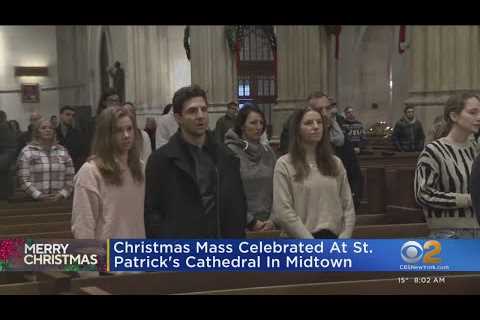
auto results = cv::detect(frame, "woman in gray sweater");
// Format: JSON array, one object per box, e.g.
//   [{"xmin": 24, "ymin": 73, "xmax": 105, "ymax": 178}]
[{"xmin": 224, "ymin": 104, "xmax": 277, "ymax": 231}]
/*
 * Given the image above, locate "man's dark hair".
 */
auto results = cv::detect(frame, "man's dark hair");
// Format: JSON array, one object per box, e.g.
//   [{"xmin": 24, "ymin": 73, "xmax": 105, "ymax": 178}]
[
  {"xmin": 344, "ymin": 106, "xmax": 353, "ymax": 113},
  {"xmin": 97, "ymin": 88, "xmax": 120, "ymax": 115},
  {"xmin": 404, "ymin": 105, "xmax": 414, "ymax": 113},
  {"xmin": 307, "ymin": 91, "xmax": 328, "ymax": 101},
  {"xmin": 0, "ymin": 110, "xmax": 6, "ymax": 123},
  {"xmin": 227, "ymin": 101, "xmax": 238, "ymax": 108},
  {"xmin": 233, "ymin": 103, "xmax": 266, "ymax": 137},
  {"xmin": 60, "ymin": 106, "xmax": 75, "ymax": 114},
  {"xmin": 172, "ymin": 85, "xmax": 208, "ymax": 114}
]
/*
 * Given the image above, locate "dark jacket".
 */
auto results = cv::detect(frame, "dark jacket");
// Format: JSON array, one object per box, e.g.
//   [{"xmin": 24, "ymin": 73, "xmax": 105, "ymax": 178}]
[
  {"xmin": 391, "ymin": 117, "xmax": 425, "ymax": 152},
  {"xmin": 0, "ymin": 123, "xmax": 17, "ymax": 171},
  {"xmin": 335, "ymin": 137, "xmax": 363, "ymax": 209},
  {"xmin": 0, "ymin": 123, "xmax": 17, "ymax": 200},
  {"xmin": 17, "ymin": 125, "xmax": 33, "ymax": 157},
  {"xmin": 342, "ymin": 118, "xmax": 368, "ymax": 149},
  {"xmin": 214, "ymin": 114, "xmax": 236, "ymax": 144},
  {"xmin": 471, "ymin": 154, "xmax": 480, "ymax": 222},
  {"xmin": 56, "ymin": 125, "xmax": 87, "ymax": 173},
  {"xmin": 144, "ymin": 130, "xmax": 247, "ymax": 238}
]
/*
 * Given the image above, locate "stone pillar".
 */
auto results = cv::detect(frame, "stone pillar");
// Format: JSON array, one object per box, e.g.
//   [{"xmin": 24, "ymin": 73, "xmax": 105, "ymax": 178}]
[
  {"xmin": 126, "ymin": 26, "xmax": 171, "ymax": 128},
  {"xmin": 405, "ymin": 26, "xmax": 480, "ymax": 142},
  {"xmin": 190, "ymin": 26, "xmax": 236, "ymax": 129},
  {"xmin": 56, "ymin": 26, "xmax": 90, "ymax": 107},
  {"xmin": 272, "ymin": 26, "xmax": 330, "ymax": 140}
]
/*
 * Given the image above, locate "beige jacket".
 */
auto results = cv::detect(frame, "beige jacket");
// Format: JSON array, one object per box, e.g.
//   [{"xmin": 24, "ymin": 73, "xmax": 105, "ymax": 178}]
[{"xmin": 272, "ymin": 154, "xmax": 355, "ymax": 239}]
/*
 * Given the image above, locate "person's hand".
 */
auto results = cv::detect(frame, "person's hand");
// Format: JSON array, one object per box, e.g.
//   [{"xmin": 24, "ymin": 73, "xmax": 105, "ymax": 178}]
[
  {"xmin": 39, "ymin": 193, "xmax": 63, "ymax": 202},
  {"xmin": 261, "ymin": 220, "xmax": 275, "ymax": 231},
  {"xmin": 354, "ymin": 147, "xmax": 360, "ymax": 154},
  {"xmin": 250, "ymin": 220, "xmax": 266, "ymax": 231},
  {"xmin": 52, "ymin": 193, "xmax": 64, "ymax": 202},
  {"xmin": 38, "ymin": 194, "xmax": 56, "ymax": 202}
]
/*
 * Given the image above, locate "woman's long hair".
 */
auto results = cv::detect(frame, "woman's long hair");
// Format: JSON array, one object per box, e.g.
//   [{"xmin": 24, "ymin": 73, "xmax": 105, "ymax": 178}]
[
  {"xmin": 438, "ymin": 92, "xmax": 480, "ymax": 138},
  {"xmin": 289, "ymin": 107, "xmax": 338, "ymax": 182},
  {"xmin": 90, "ymin": 106, "xmax": 144, "ymax": 186}
]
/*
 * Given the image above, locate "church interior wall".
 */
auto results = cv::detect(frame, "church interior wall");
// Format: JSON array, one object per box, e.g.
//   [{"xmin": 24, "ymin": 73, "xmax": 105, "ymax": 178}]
[{"xmin": 0, "ymin": 26, "xmax": 60, "ymax": 131}]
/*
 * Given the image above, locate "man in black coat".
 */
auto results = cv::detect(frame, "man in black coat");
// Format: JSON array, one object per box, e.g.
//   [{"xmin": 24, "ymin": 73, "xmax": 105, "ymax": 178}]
[
  {"xmin": 0, "ymin": 110, "xmax": 17, "ymax": 200},
  {"xmin": 56, "ymin": 106, "xmax": 87, "ymax": 172},
  {"xmin": 145, "ymin": 85, "xmax": 247, "ymax": 238},
  {"xmin": 471, "ymin": 154, "xmax": 480, "ymax": 225},
  {"xmin": 17, "ymin": 111, "xmax": 41, "ymax": 156}
]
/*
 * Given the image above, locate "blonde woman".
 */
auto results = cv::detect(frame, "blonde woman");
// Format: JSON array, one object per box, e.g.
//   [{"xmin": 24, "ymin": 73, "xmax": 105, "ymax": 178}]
[{"xmin": 17, "ymin": 118, "xmax": 74, "ymax": 201}]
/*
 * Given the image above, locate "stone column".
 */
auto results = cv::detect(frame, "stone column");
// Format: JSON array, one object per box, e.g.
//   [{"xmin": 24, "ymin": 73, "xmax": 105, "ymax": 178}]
[
  {"xmin": 405, "ymin": 26, "xmax": 480, "ymax": 142},
  {"xmin": 126, "ymin": 26, "xmax": 171, "ymax": 128},
  {"xmin": 190, "ymin": 26, "xmax": 236, "ymax": 129},
  {"xmin": 272, "ymin": 26, "xmax": 330, "ymax": 140}
]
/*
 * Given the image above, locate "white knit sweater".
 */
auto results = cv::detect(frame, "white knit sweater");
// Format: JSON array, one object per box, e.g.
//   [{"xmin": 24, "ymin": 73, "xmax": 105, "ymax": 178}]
[{"xmin": 272, "ymin": 154, "xmax": 356, "ymax": 238}]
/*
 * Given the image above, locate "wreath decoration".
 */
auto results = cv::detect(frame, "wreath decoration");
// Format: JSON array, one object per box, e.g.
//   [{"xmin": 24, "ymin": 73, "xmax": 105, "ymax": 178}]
[
  {"xmin": 225, "ymin": 25, "xmax": 277, "ymax": 54},
  {"xmin": 184, "ymin": 26, "xmax": 278, "ymax": 61}
]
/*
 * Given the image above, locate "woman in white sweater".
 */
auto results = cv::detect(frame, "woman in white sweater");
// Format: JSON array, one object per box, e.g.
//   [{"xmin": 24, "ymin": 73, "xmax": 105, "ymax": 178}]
[{"xmin": 273, "ymin": 107, "xmax": 355, "ymax": 239}]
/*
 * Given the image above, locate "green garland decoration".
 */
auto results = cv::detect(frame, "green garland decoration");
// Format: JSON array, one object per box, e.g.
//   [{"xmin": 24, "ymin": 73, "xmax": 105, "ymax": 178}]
[
  {"xmin": 185, "ymin": 26, "xmax": 335, "ymax": 60},
  {"xmin": 184, "ymin": 26, "xmax": 191, "ymax": 60},
  {"xmin": 225, "ymin": 25, "xmax": 277, "ymax": 54},
  {"xmin": 324, "ymin": 25, "xmax": 341, "ymax": 35}
]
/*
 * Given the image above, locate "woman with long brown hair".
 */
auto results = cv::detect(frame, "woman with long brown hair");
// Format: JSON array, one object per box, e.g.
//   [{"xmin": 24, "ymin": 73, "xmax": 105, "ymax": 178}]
[
  {"xmin": 72, "ymin": 106, "xmax": 145, "ymax": 239},
  {"xmin": 416, "ymin": 92, "xmax": 480, "ymax": 239},
  {"xmin": 272, "ymin": 107, "xmax": 355, "ymax": 239}
]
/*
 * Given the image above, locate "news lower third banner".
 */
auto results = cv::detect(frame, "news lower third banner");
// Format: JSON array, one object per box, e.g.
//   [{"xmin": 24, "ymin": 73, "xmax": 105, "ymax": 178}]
[{"xmin": 2, "ymin": 239, "xmax": 480, "ymax": 272}]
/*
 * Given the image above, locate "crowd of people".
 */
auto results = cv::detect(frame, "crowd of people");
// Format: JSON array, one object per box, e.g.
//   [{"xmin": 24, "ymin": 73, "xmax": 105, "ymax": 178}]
[{"xmin": 1, "ymin": 86, "xmax": 480, "ymax": 241}]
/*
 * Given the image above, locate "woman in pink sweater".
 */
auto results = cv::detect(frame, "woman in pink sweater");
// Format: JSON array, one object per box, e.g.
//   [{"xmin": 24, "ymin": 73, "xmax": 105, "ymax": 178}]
[{"xmin": 72, "ymin": 106, "xmax": 145, "ymax": 239}]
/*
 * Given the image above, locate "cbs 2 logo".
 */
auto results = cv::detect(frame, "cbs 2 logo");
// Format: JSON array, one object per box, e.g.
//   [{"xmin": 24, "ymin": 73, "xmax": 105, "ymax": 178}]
[{"xmin": 401, "ymin": 240, "xmax": 441, "ymax": 264}]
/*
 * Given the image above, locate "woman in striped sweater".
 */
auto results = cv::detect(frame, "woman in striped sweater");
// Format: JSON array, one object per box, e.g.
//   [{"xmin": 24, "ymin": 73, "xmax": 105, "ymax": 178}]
[{"xmin": 415, "ymin": 92, "xmax": 480, "ymax": 239}]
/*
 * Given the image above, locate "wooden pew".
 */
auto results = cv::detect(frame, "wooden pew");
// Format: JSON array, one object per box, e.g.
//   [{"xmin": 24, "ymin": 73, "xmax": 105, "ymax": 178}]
[
  {"xmin": 0, "ymin": 222, "xmax": 70, "ymax": 236},
  {"xmin": 365, "ymin": 167, "xmax": 386, "ymax": 214},
  {"xmin": 0, "ymin": 213, "xmax": 71, "ymax": 225},
  {"xmin": 0, "ymin": 272, "xmax": 72, "ymax": 295},
  {"xmin": 0, "ymin": 272, "xmax": 32, "ymax": 285},
  {"xmin": 356, "ymin": 210, "xmax": 424, "ymax": 225},
  {"xmin": 353, "ymin": 223, "xmax": 429, "ymax": 238},
  {"xmin": 358, "ymin": 151, "xmax": 419, "ymax": 169},
  {"xmin": 361, "ymin": 166, "xmax": 420, "ymax": 215},
  {"xmin": 79, "ymin": 286, "xmax": 112, "ymax": 295},
  {"xmin": 68, "ymin": 271, "xmax": 466, "ymax": 295},
  {"xmin": 1, "ymin": 231, "xmax": 73, "ymax": 239},
  {"xmin": 0, "ymin": 198, "xmax": 72, "ymax": 209},
  {"xmin": 182, "ymin": 274, "xmax": 480, "ymax": 295},
  {"xmin": 0, "ymin": 206, "xmax": 71, "ymax": 216}
]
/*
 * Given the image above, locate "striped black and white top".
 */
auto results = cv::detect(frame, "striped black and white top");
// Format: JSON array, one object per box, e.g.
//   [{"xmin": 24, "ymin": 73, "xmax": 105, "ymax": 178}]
[{"xmin": 415, "ymin": 137, "xmax": 480, "ymax": 229}]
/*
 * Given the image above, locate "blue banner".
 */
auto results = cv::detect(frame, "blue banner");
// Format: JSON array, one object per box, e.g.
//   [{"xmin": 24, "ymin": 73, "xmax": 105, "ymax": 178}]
[{"xmin": 107, "ymin": 239, "xmax": 480, "ymax": 272}]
